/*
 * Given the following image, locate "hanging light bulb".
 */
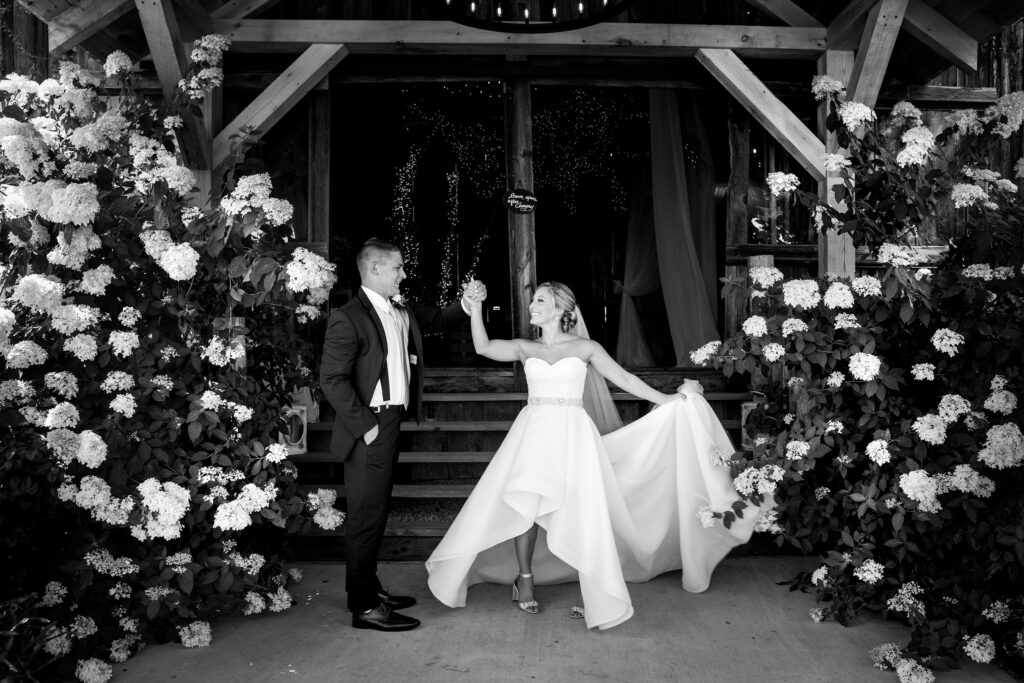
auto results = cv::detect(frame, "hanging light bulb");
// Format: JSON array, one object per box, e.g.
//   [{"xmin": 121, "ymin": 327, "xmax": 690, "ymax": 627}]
[
  {"xmin": 524, "ymin": 6, "xmax": 530, "ymax": 19},
  {"xmin": 497, "ymin": 4, "xmax": 502, "ymax": 17},
  {"xmin": 470, "ymin": 1, "xmax": 476, "ymax": 12},
  {"xmin": 578, "ymin": 2, "xmax": 584, "ymax": 13},
  {"xmin": 552, "ymin": 4, "xmax": 557, "ymax": 18}
]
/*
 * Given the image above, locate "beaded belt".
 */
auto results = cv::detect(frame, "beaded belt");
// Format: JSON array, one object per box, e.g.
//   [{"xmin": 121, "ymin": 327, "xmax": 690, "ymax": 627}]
[{"xmin": 528, "ymin": 397, "xmax": 582, "ymax": 407}]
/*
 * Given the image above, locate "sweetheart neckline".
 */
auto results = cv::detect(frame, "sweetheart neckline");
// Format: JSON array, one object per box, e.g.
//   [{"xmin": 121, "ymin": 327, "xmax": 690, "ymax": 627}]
[{"xmin": 524, "ymin": 356, "xmax": 586, "ymax": 368}]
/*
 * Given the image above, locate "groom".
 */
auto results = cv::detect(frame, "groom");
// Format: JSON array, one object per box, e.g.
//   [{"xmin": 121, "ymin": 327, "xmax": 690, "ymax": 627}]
[{"xmin": 320, "ymin": 237, "xmax": 486, "ymax": 631}]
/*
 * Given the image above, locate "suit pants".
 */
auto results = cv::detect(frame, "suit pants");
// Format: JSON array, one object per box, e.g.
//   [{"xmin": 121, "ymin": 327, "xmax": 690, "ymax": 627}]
[{"xmin": 344, "ymin": 407, "xmax": 403, "ymax": 612}]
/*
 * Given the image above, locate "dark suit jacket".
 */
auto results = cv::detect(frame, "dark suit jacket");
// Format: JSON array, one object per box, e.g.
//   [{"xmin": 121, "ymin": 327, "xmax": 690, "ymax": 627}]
[{"xmin": 319, "ymin": 287, "xmax": 467, "ymax": 461}]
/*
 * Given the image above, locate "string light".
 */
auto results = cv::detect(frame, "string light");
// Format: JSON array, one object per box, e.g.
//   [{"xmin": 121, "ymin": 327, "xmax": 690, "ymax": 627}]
[
  {"xmin": 524, "ymin": 7, "xmax": 529, "ymax": 20},
  {"xmin": 497, "ymin": 4, "xmax": 502, "ymax": 17},
  {"xmin": 578, "ymin": 2, "xmax": 584, "ymax": 13},
  {"xmin": 552, "ymin": 5, "xmax": 557, "ymax": 19},
  {"xmin": 470, "ymin": 1, "xmax": 476, "ymax": 12}
]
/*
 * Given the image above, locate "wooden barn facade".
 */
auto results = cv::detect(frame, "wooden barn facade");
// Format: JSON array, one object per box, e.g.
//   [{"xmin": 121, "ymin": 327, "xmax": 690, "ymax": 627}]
[{"xmin": 4, "ymin": 0, "xmax": 1023, "ymax": 556}]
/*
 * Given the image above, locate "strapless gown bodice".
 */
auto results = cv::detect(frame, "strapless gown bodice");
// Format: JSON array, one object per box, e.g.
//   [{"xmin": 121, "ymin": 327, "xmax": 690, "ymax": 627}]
[
  {"xmin": 425, "ymin": 356, "xmax": 760, "ymax": 630},
  {"xmin": 523, "ymin": 356, "xmax": 588, "ymax": 402}
]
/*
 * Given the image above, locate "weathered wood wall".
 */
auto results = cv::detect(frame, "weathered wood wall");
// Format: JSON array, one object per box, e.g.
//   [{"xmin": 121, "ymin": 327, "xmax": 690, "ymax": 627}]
[{"xmin": 0, "ymin": 0, "xmax": 47, "ymax": 77}]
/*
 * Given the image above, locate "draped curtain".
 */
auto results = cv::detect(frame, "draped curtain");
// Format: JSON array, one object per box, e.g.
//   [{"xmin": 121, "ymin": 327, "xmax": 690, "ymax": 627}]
[{"xmin": 615, "ymin": 89, "xmax": 718, "ymax": 367}]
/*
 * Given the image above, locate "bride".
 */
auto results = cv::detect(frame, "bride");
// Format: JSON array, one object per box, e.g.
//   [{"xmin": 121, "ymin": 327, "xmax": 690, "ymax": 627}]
[{"xmin": 425, "ymin": 282, "xmax": 760, "ymax": 630}]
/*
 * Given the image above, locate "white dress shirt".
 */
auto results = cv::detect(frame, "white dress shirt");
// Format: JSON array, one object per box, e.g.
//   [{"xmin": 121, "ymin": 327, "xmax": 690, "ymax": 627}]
[{"xmin": 361, "ymin": 286, "xmax": 410, "ymax": 409}]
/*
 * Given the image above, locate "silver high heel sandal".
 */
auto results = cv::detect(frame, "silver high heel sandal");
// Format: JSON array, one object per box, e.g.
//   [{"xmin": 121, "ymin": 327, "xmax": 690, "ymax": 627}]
[
  {"xmin": 512, "ymin": 573, "xmax": 541, "ymax": 614},
  {"xmin": 569, "ymin": 591, "xmax": 585, "ymax": 619}
]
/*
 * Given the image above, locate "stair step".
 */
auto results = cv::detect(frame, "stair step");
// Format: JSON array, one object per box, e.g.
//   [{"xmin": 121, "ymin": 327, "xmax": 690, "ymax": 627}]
[
  {"xmin": 308, "ymin": 418, "xmax": 739, "ymax": 432},
  {"xmin": 298, "ymin": 519, "xmax": 453, "ymax": 538},
  {"xmin": 308, "ymin": 421, "xmax": 514, "ymax": 432},
  {"xmin": 422, "ymin": 391, "xmax": 751, "ymax": 402},
  {"xmin": 289, "ymin": 451, "xmax": 495, "ymax": 464},
  {"xmin": 299, "ymin": 484, "xmax": 474, "ymax": 498}
]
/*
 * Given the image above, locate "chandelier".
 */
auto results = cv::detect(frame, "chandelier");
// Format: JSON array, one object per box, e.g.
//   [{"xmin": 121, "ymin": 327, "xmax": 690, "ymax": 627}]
[{"xmin": 436, "ymin": 0, "xmax": 635, "ymax": 33}]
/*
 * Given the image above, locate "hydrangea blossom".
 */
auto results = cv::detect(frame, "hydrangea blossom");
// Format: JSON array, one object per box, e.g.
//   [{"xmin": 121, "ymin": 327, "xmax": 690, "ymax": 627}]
[
  {"xmin": 962, "ymin": 634, "xmax": 996, "ymax": 663},
  {"xmin": 782, "ymin": 280, "xmax": 821, "ymax": 309},
  {"xmin": 930, "ymin": 328, "xmax": 964, "ymax": 356},
  {"xmin": 785, "ymin": 441, "xmax": 810, "ymax": 460},
  {"xmin": 977, "ymin": 423, "xmax": 1024, "ymax": 469},
  {"xmin": 79, "ymin": 265, "xmax": 114, "ymax": 296},
  {"xmin": 877, "ymin": 243, "xmax": 924, "ymax": 267},
  {"xmin": 896, "ymin": 126, "xmax": 935, "ymax": 167},
  {"xmin": 157, "ymin": 243, "xmax": 200, "ymax": 280},
  {"xmin": 849, "ymin": 352, "xmax": 881, "ymax": 381},
  {"xmin": 912, "ymin": 414, "xmax": 947, "ymax": 445},
  {"xmin": 890, "ymin": 101, "xmax": 923, "ymax": 124},
  {"xmin": 307, "ymin": 488, "xmax": 345, "ymax": 530},
  {"xmin": 742, "ymin": 315, "xmax": 768, "ymax": 337},
  {"xmin": 13, "ymin": 273, "xmax": 64, "ymax": 313},
  {"xmin": 838, "ymin": 101, "xmax": 876, "ymax": 130},
  {"xmin": 733, "ymin": 464, "xmax": 785, "ymax": 497},
  {"xmin": 937, "ymin": 394, "xmax": 971, "ymax": 424},
  {"xmin": 5, "ymin": 340, "xmax": 47, "ymax": 368},
  {"xmin": 823, "ymin": 153, "xmax": 851, "ymax": 173},
  {"xmin": 761, "ymin": 343, "xmax": 785, "ymax": 363},
  {"xmin": 284, "ymin": 247, "xmax": 336, "ymax": 305},
  {"xmin": 766, "ymin": 172, "xmax": 799, "ymax": 196},
  {"xmin": 823, "ymin": 282, "xmax": 855, "ymax": 310},
  {"xmin": 910, "ymin": 363, "xmax": 935, "ymax": 381},
  {"xmin": 951, "ymin": 183, "xmax": 989, "ymax": 209},
  {"xmin": 851, "ymin": 275, "xmax": 882, "ymax": 297},
  {"xmin": 108, "ymin": 330, "xmax": 139, "ymax": 358},
  {"xmin": 103, "ymin": 51, "xmax": 133, "ymax": 77},
  {"xmin": 748, "ymin": 266, "xmax": 784, "ymax": 288},
  {"xmin": 74, "ymin": 658, "xmax": 113, "ymax": 683},
  {"xmin": 825, "ymin": 371, "xmax": 844, "ymax": 389},
  {"xmin": 833, "ymin": 313, "xmax": 860, "ymax": 330},
  {"xmin": 688, "ymin": 340, "xmax": 721, "ymax": 366},
  {"xmin": 696, "ymin": 505, "xmax": 717, "ymax": 528},
  {"xmin": 898, "ymin": 471, "xmax": 941, "ymax": 513},
  {"xmin": 178, "ymin": 621, "xmax": 212, "ymax": 648},
  {"xmin": 64, "ymin": 333, "xmax": 98, "ymax": 361},
  {"xmin": 865, "ymin": 440, "xmax": 891, "ymax": 465},
  {"xmin": 131, "ymin": 479, "xmax": 190, "ymax": 541},
  {"xmin": 854, "ymin": 559, "xmax": 884, "ymax": 584},
  {"xmin": 811, "ymin": 75, "xmax": 845, "ymax": 100}
]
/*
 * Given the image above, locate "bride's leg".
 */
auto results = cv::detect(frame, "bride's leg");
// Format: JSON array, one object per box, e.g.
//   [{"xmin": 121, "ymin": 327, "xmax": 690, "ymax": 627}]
[{"xmin": 513, "ymin": 524, "xmax": 539, "ymax": 603}]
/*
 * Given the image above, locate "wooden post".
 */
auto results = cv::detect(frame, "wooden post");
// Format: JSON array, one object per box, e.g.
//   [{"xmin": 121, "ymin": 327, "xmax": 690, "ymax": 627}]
[
  {"xmin": 0, "ymin": 2, "xmax": 48, "ymax": 77},
  {"xmin": 724, "ymin": 100, "xmax": 750, "ymax": 337},
  {"xmin": 817, "ymin": 49, "xmax": 856, "ymax": 278},
  {"xmin": 504, "ymin": 79, "xmax": 536, "ymax": 340},
  {"xmin": 307, "ymin": 85, "xmax": 330, "ymax": 256},
  {"xmin": 504, "ymin": 78, "xmax": 536, "ymax": 390}
]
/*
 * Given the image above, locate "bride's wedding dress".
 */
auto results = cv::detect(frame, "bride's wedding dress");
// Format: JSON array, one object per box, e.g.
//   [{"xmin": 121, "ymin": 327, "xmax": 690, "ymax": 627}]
[{"xmin": 425, "ymin": 356, "xmax": 760, "ymax": 630}]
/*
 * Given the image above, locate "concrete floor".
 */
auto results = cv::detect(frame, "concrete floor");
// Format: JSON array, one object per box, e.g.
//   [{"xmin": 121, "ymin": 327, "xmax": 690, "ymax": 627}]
[{"xmin": 115, "ymin": 557, "xmax": 1014, "ymax": 683}]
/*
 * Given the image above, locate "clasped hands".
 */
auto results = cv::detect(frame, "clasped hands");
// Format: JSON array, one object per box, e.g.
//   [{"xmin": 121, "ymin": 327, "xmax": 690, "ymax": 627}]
[{"xmin": 461, "ymin": 279, "xmax": 488, "ymax": 311}]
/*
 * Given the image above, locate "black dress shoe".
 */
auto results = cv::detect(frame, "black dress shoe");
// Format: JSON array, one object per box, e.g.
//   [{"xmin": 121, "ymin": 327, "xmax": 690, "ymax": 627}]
[
  {"xmin": 352, "ymin": 604, "xmax": 420, "ymax": 632},
  {"xmin": 378, "ymin": 587, "xmax": 416, "ymax": 610}
]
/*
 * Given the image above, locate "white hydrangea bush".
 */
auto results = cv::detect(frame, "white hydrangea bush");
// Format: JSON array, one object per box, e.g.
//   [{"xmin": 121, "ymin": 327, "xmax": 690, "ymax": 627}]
[
  {"xmin": 0, "ymin": 41, "xmax": 330, "ymax": 678},
  {"xmin": 692, "ymin": 81, "xmax": 1024, "ymax": 678}
]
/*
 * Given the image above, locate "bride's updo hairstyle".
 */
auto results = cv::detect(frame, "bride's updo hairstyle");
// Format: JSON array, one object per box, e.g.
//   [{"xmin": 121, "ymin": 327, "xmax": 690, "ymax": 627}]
[{"xmin": 537, "ymin": 281, "xmax": 578, "ymax": 333}]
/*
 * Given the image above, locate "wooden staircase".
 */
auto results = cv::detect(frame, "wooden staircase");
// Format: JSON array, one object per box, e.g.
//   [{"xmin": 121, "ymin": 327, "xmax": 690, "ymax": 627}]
[{"xmin": 289, "ymin": 367, "xmax": 748, "ymax": 561}]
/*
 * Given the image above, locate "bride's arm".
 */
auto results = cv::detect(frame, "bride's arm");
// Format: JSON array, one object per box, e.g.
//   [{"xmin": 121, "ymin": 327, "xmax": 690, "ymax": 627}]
[
  {"xmin": 586, "ymin": 341, "xmax": 679, "ymax": 405},
  {"xmin": 469, "ymin": 302, "xmax": 522, "ymax": 362}
]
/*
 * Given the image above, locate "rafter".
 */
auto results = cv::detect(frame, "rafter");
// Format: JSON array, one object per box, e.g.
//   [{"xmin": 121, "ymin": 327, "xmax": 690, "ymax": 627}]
[
  {"xmin": 827, "ymin": 0, "xmax": 879, "ymax": 50},
  {"xmin": 40, "ymin": 0, "xmax": 134, "ymax": 56},
  {"xmin": 902, "ymin": 0, "xmax": 977, "ymax": 73},
  {"xmin": 211, "ymin": 0, "xmax": 283, "ymax": 20},
  {"xmin": 213, "ymin": 44, "xmax": 348, "ymax": 171},
  {"xmin": 744, "ymin": 0, "xmax": 822, "ymax": 28},
  {"xmin": 696, "ymin": 48, "xmax": 825, "ymax": 182},
  {"xmin": 848, "ymin": 0, "xmax": 909, "ymax": 108},
  {"xmin": 211, "ymin": 20, "xmax": 827, "ymax": 58}
]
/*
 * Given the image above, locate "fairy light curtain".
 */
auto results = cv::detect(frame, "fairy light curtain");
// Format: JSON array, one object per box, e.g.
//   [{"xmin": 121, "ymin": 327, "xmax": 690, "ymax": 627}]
[{"xmin": 615, "ymin": 89, "xmax": 718, "ymax": 367}]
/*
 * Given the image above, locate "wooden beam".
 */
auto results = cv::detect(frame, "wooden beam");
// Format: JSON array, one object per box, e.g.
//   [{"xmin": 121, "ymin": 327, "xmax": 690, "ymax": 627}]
[
  {"xmin": 211, "ymin": 0, "xmax": 282, "ymax": 20},
  {"xmin": 696, "ymin": 48, "xmax": 825, "ymax": 182},
  {"xmin": 213, "ymin": 44, "xmax": 348, "ymax": 171},
  {"xmin": 135, "ymin": 0, "xmax": 187, "ymax": 102},
  {"xmin": 307, "ymin": 87, "xmax": 330, "ymax": 247},
  {"xmin": 827, "ymin": 0, "xmax": 879, "ymax": 50},
  {"xmin": 44, "ymin": 0, "xmax": 133, "ymax": 56},
  {"xmin": 848, "ymin": 0, "xmax": 909, "ymax": 108},
  {"xmin": 902, "ymin": 0, "xmax": 977, "ymax": 73},
  {"xmin": 212, "ymin": 20, "xmax": 827, "ymax": 58},
  {"xmin": 135, "ymin": 0, "xmax": 208, "ymax": 169},
  {"xmin": 173, "ymin": 0, "xmax": 215, "ymax": 37},
  {"xmin": 744, "ymin": 0, "xmax": 822, "ymax": 28}
]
